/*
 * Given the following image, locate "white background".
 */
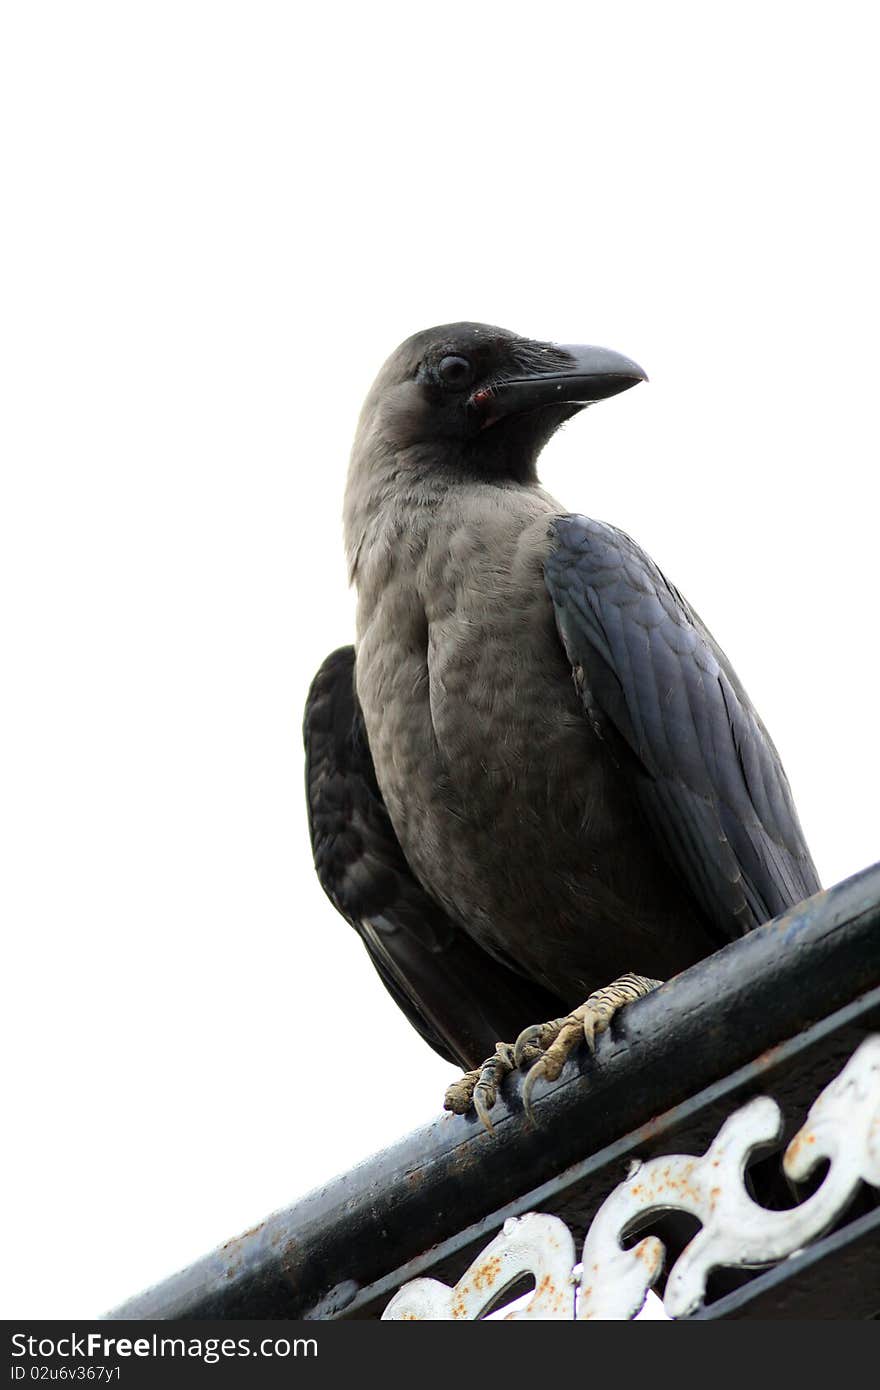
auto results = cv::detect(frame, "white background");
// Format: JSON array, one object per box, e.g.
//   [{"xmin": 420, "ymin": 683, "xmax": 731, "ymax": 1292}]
[{"xmin": 2, "ymin": 3, "xmax": 878, "ymax": 1319}]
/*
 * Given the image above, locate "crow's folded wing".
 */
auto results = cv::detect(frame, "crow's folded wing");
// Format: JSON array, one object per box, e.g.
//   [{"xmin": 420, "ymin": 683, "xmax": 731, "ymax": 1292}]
[
  {"xmin": 544, "ymin": 516, "xmax": 820, "ymax": 942},
  {"xmin": 304, "ymin": 646, "xmax": 564, "ymax": 1070}
]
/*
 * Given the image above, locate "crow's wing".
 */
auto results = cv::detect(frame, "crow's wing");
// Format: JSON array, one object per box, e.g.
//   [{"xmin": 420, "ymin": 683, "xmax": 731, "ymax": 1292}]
[
  {"xmin": 544, "ymin": 516, "xmax": 820, "ymax": 942},
  {"xmin": 304, "ymin": 646, "xmax": 564, "ymax": 1070}
]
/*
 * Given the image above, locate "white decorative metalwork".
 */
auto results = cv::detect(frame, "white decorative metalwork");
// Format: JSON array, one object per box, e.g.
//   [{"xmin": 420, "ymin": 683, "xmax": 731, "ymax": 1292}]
[
  {"xmin": 383, "ymin": 1034, "xmax": 880, "ymax": 1320},
  {"xmin": 382, "ymin": 1213, "xmax": 576, "ymax": 1319}
]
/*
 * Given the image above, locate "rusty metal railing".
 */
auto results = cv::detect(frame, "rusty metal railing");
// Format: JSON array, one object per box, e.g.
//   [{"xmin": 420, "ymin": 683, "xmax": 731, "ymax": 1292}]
[{"xmin": 108, "ymin": 862, "xmax": 880, "ymax": 1320}]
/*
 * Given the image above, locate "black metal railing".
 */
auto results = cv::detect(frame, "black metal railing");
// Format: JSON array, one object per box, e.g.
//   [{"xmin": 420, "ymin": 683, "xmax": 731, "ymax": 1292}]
[{"xmin": 108, "ymin": 862, "xmax": 880, "ymax": 1320}]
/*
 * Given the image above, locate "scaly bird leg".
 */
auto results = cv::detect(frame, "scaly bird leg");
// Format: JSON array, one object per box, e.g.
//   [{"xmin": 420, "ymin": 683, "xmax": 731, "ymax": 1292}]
[
  {"xmin": 516, "ymin": 972, "xmax": 663, "ymax": 1119},
  {"xmin": 444, "ymin": 1042, "xmax": 516, "ymax": 1132},
  {"xmin": 443, "ymin": 973, "xmax": 662, "ymax": 1131}
]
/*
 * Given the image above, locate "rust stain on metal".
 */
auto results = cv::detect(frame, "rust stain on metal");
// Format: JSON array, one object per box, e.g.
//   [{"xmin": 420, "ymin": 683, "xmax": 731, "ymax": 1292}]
[
  {"xmin": 786, "ymin": 1128, "xmax": 817, "ymax": 1166},
  {"xmin": 447, "ymin": 1142, "xmax": 480, "ymax": 1177},
  {"xmin": 753, "ymin": 1042, "xmax": 784, "ymax": 1073},
  {"xmin": 637, "ymin": 1114, "xmax": 664, "ymax": 1142},
  {"xmin": 638, "ymin": 1156, "xmax": 702, "ymax": 1206},
  {"xmin": 472, "ymin": 1253, "xmax": 503, "ymax": 1291},
  {"xmin": 221, "ymin": 1219, "xmax": 266, "ymax": 1254}
]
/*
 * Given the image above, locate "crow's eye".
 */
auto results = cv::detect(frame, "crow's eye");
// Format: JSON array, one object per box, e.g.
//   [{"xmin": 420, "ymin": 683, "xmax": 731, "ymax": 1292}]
[{"xmin": 437, "ymin": 354, "xmax": 474, "ymax": 390}]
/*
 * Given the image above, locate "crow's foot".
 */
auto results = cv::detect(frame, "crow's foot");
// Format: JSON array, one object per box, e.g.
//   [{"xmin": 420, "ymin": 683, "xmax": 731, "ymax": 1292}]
[
  {"xmin": 443, "ymin": 1042, "xmax": 516, "ymax": 1132},
  {"xmin": 443, "ymin": 973, "xmax": 662, "ymax": 1131},
  {"xmin": 516, "ymin": 972, "xmax": 662, "ymax": 1118}
]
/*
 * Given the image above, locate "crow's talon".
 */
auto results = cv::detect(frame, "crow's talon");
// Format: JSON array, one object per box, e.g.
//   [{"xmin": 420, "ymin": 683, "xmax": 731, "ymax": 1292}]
[
  {"xmin": 473, "ymin": 1082, "xmax": 497, "ymax": 1133},
  {"xmin": 444, "ymin": 1041, "xmax": 515, "ymax": 1131},
  {"xmin": 444, "ymin": 1073, "xmax": 478, "ymax": 1114},
  {"xmin": 521, "ymin": 1056, "xmax": 550, "ymax": 1122},
  {"xmin": 513, "ymin": 1022, "xmax": 557, "ymax": 1068},
  {"xmin": 444, "ymin": 975, "xmax": 662, "ymax": 1128}
]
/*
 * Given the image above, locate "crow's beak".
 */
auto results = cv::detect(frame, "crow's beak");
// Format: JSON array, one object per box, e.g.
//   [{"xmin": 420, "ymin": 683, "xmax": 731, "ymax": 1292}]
[{"xmin": 471, "ymin": 344, "xmax": 647, "ymax": 426}]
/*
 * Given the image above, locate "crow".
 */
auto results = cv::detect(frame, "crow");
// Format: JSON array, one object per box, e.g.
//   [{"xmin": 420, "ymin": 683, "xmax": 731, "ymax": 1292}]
[{"xmin": 304, "ymin": 322, "xmax": 819, "ymax": 1126}]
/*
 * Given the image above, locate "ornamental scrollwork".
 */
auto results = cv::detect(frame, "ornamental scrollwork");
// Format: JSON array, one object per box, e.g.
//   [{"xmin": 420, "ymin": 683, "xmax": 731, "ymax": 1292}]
[{"xmin": 382, "ymin": 1034, "xmax": 880, "ymax": 1320}]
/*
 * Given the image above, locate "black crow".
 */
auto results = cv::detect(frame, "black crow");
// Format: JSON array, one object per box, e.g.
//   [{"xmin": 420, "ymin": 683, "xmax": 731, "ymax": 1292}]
[{"xmin": 304, "ymin": 323, "xmax": 819, "ymax": 1126}]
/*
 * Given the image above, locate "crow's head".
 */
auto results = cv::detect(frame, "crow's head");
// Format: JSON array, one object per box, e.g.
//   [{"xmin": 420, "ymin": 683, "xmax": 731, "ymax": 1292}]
[{"xmin": 354, "ymin": 322, "xmax": 646, "ymax": 484}]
